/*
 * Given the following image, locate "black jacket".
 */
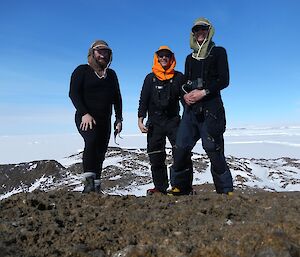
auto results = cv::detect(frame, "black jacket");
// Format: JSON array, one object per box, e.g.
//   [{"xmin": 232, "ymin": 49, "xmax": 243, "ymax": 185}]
[
  {"xmin": 138, "ymin": 71, "xmax": 184, "ymax": 120},
  {"xmin": 185, "ymin": 46, "xmax": 229, "ymax": 110},
  {"xmin": 69, "ymin": 64, "xmax": 122, "ymax": 121}
]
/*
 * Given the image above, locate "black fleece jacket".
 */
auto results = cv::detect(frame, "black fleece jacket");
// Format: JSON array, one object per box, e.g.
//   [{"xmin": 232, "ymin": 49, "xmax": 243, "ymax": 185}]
[
  {"xmin": 138, "ymin": 72, "xmax": 184, "ymax": 120},
  {"xmin": 185, "ymin": 46, "xmax": 229, "ymax": 107},
  {"xmin": 69, "ymin": 64, "xmax": 122, "ymax": 121}
]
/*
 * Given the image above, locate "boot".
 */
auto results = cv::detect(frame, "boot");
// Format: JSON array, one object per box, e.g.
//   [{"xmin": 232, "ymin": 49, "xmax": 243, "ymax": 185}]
[
  {"xmin": 82, "ymin": 172, "xmax": 96, "ymax": 193},
  {"xmin": 94, "ymin": 179, "xmax": 102, "ymax": 194},
  {"xmin": 146, "ymin": 188, "xmax": 166, "ymax": 196},
  {"xmin": 167, "ymin": 187, "xmax": 194, "ymax": 196}
]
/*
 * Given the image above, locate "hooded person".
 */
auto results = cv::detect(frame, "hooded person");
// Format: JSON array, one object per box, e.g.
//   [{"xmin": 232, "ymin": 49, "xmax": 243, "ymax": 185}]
[
  {"xmin": 88, "ymin": 40, "xmax": 112, "ymax": 78},
  {"xmin": 168, "ymin": 18, "xmax": 234, "ymax": 196},
  {"xmin": 152, "ymin": 45, "xmax": 176, "ymax": 80},
  {"xmin": 138, "ymin": 46, "xmax": 185, "ymax": 195},
  {"xmin": 69, "ymin": 40, "xmax": 123, "ymax": 193},
  {"xmin": 190, "ymin": 17, "xmax": 215, "ymax": 60}
]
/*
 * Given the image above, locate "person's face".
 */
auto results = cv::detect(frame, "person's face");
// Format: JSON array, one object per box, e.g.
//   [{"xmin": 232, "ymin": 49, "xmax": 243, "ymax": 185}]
[
  {"xmin": 193, "ymin": 25, "xmax": 210, "ymax": 44},
  {"xmin": 157, "ymin": 50, "xmax": 172, "ymax": 69},
  {"xmin": 93, "ymin": 48, "xmax": 111, "ymax": 66}
]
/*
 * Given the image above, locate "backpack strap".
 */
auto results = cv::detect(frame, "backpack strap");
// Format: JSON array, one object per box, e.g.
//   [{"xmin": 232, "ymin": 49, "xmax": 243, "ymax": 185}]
[
  {"xmin": 152, "ymin": 75, "xmax": 156, "ymax": 83},
  {"xmin": 187, "ymin": 55, "xmax": 205, "ymax": 80}
]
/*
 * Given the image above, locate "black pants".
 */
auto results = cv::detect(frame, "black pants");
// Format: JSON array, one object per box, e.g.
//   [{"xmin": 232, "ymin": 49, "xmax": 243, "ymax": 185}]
[
  {"xmin": 75, "ymin": 113, "xmax": 111, "ymax": 179},
  {"xmin": 147, "ymin": 116, "xmax": 180, "ymax": 192},
  {"xmin": 170, "ymin": 108, "xmax": 233, "ymax": 193}
]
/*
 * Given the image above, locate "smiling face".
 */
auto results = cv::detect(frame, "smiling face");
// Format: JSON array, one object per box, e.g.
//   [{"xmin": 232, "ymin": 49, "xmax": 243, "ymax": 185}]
[
  {"xmin": 93, "ymin": 48, "xmax": 111, "ymax": 67},
  {"xmin": 192, "ymin": 24, "xmax": 210, "ymax": 44},
  {"xmin": 157, "ymin": 50, "xmax": 173, "ymax": 69}
]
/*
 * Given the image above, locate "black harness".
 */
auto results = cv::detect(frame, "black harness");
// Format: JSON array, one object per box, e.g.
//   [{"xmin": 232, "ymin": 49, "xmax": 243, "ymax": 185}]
[{"xmin": 152, "ymin": 75, "xmax": 173, "ymax": 111}]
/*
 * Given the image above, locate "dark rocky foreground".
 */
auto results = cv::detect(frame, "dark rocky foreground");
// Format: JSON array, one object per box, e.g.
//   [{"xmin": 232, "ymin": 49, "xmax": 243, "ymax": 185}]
[{"xmin": 1, "ymin": 187, "xmax": 299, "ymax": 257}]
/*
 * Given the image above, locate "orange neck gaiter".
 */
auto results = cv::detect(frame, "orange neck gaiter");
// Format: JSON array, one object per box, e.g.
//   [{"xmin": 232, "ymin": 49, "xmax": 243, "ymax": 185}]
[{"xmin": 152, "ymin": 54, "xmax": 176, "ymax": 81}]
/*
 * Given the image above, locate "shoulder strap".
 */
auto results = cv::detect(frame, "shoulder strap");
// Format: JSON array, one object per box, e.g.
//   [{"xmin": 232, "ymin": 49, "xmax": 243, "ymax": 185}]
[
  {"xmin": 152, "ymin": 75, "xmax": 156, "ymax": 83},
  {"xmin": 188, "ymin": 55, "xmax": 205, "ymax": 80},
  {"xmin": 187, "ymin": 56, "xmax": 192, "ymax": 80}
]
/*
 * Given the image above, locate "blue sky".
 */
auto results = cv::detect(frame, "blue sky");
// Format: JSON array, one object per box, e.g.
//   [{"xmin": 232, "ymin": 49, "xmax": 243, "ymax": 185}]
[{"xmin": 0, "ymin": 0, "xmax": 299, "ymax": 135}]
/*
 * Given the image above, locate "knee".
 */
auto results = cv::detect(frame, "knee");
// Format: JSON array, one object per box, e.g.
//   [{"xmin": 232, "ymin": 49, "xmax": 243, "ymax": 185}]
[
  {"xmin": 81, "ymin": 130, "xmax": 98, "ymax": 147},
  {"xmin": 149, "ymin": 152, "xmax": 166, "ymax": 166},
  {"xmin": 84, "ymin": 139, "xmax": 97, "ymax": 151},
  {"xmin": 205, "ymin": 149, "xmax": 227, "ymax": 174},
  {"xmin": 202, "ymin": 136, "xmax": 222, "ymax": 153}
]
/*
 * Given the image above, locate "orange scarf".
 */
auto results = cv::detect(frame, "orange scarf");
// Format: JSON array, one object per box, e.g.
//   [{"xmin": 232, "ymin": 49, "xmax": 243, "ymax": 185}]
[{"xmin": 152, "ymin": 53, "xmax": 176, "ymax": 81}]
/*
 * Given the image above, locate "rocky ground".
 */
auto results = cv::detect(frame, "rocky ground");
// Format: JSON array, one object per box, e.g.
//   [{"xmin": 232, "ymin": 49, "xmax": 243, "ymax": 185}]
[
  {"xmin": 1, "ymin": 147, "xmax": 300, "ymax": 256},
  {"xmin": 1, "ymin": 147, "xmax": 300, "ymax": 197},
  {"xmin": 1, "ymin": 186, "xmax": 299, "ymax": 257}
]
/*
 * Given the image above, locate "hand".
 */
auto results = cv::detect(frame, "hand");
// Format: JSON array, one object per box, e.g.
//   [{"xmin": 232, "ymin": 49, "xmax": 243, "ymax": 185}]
[
  {"xmin": 80, "ymin": 113, "xmax": 96, "ymax": 131},
  {"xmin": 138, "ymin": 118, "xmax": 148, "ymax": 133},
  {"xmin": 184, "ymin": 89, "xmax": 206, "ymax": 106},
  {"xmin": 115, "ymin": 122, "xmax": 122, "ymax": 134},
  {"xmin": 113, "ymin": 120, "xmax": 123, "ymax": 145}
]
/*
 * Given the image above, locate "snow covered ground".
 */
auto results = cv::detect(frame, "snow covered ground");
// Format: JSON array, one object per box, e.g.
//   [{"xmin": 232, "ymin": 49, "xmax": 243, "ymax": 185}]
[
  {"xmin": 0, "ymin": 126, "xmax": 299, "ymax": 200},
  {"xmin": 1, "ymin": 126, "xmax": 299, "ymax": 164}
]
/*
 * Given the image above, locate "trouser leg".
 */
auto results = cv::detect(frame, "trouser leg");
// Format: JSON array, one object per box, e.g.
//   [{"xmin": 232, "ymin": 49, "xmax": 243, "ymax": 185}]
[
  {"xmin": 170, "ymin": 147, "xmax": 193, "ymax": 192},
  {"xmin": 75, "ymin": 114, "xmax": 97, "ymax": 193},
  {"xmin": 147, "ymin": 124, "xmax": 168, "ymax": 192},
  {"xmin": 166, "ymin": 116, "xmax": 180, "ymax": 155},
  {"xmin": 201, "ymin": 126, "xmax": 233, "ymax": 193},
  {"xmin": 170, "ymin": 109, "xmax": 199, "ymax": 192},
  {"xmin": 149, "ymin": 152, "xmax": 168, "ymax": 192},
  {"xmin": 75, "ymin": 113, "xmax": 99, "ymax": 173},
  {"xmin": 75, "ymin": 114, "xmax": 111, "ymax": 193},
  {"xmin": 95, "ymin": 119, "xmax": 111, "ymax": 180},
  {"xmin": 92, "ymin": 120, "xmax": 110, "ymax": 193},
  {"xmin": 207, "ymin": 149, "xmax": 233, "ymax": 193}
]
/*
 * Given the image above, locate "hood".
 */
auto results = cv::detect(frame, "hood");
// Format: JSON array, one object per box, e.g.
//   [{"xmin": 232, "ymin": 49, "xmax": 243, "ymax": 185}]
[
  {"xmin": 87, "ymin": 40, "xmax": 112, "ymax": 79},
  {"xmin": 190, "ymin": 17, "xmax": 215, "ymax": 60},
  {"xmin": 152, "ymin": 45, "xmax": 176, "ymax": 81}
]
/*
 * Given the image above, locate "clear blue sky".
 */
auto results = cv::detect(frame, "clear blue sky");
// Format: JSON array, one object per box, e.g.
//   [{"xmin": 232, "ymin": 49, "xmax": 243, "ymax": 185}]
[{"xmin": 0, "ymin": 0, "xmax": 299, "ymax": 135}]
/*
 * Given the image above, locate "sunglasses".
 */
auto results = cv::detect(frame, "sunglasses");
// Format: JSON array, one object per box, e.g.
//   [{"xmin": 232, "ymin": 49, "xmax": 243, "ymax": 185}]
[
  {"xmin": 192, "ymin": 25, "xmax": 210, "ymax": 33},
  {"xmin": 157, "ymin": 52, "xmax": 172, "ymax": 58},
  {"xmin": 94, "ymin": 48, "xmax": 111, "ymax": 55}
]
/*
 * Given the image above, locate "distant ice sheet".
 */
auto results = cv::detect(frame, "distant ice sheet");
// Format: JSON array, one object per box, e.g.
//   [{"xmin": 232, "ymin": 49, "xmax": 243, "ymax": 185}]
[
  {"xmin": 0, "ymin": 126, "xmax": 300, "ymax": 164},
  {"xmin": 223, "ymin": 126, "xmax": 300, "ymax": 159}
]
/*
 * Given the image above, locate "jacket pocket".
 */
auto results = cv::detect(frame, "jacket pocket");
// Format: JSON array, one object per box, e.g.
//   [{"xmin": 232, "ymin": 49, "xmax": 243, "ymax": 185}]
[{"xmin": 204, "ymin": 106, "xmax": 226, "ymax": 137}]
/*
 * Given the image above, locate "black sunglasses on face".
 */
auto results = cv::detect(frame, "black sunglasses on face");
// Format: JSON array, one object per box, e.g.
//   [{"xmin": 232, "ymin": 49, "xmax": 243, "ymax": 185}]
[
  {"xmin": 94, "ymin": 48, "xmax": 111, "ymax": 55},
  {"xmin": 192, "ymin": 25, "xmax": 210, "ymax": 33},
  {"xmin": 157, "ymin": 52, "xmax": 172, "ymax": 58}
]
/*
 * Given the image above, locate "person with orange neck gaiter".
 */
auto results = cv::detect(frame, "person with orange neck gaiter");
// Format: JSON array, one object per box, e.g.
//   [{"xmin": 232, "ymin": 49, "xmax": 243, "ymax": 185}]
[{"xmin": 138, "ymin": 46, "xmax": 185, "ymax": 195}]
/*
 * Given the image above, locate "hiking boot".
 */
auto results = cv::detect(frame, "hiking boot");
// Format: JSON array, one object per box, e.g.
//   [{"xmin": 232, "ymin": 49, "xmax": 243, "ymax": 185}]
[
  {"xmin": 82, "ymin": 176, "xmax": 95, "ymax": 193},
  {"xmin": 146, "ymin": 188, "xmax": 166, "ymax": 196},
  {"xmin": 167, "ymin": 187, "xmax": 180, "ymax": 196},
  {"xmin": 217, "ymin": 190, "xmax": 234, "ymax": 196},
  {"xmin": 82, "ymin": 172, "xmax": 96, "ymax": 193},
  {"xmin": 94, "ymin": 179, "xmax": 102, "ymax": 194},
  {"xmin": 167, "ymin": 187, "xmax": 192, "ymax": 196}
]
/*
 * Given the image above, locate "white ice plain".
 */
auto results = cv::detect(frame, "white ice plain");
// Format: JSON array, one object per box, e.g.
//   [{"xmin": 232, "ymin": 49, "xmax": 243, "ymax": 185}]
[
  {"xmin": 1, "ymin": 126, "xmax": 299, "ymax": 164},
  {"xmin": 0, "ymin": 126, "xmax": 299, "ymax": 200}
]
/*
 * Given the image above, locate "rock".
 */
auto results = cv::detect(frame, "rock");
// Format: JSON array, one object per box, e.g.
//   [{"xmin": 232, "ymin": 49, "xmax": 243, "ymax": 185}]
[{"xmin": 0, "ymin": 190, "xmax": 299, "ymax": 256}]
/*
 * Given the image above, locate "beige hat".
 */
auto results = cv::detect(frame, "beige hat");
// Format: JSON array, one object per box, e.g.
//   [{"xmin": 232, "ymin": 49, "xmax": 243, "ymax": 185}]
[{"xmin": 91, "ymin": 40, "xmax": 111, "ymax": 51}]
